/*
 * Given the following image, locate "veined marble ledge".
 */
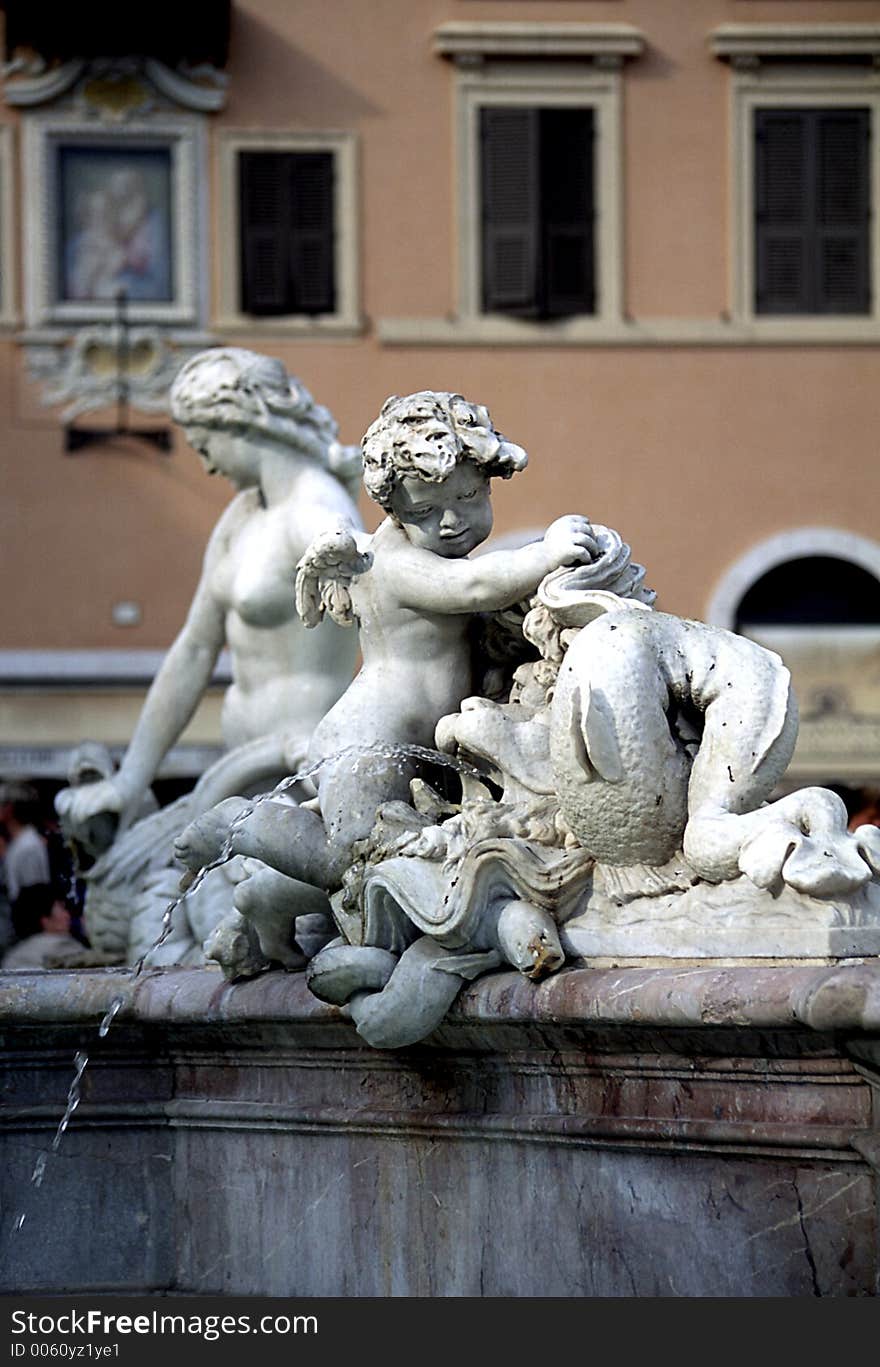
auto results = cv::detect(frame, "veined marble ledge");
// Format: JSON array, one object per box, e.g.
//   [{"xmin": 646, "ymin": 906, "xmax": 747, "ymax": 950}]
[{"xmin": 3, "ymin": 961, "xmax": 880, "ymax": 1044}]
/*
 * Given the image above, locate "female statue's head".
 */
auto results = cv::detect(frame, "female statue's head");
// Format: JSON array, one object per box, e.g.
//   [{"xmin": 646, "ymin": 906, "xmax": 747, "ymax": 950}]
[
  {"xmin": 361, "ymin": 390, "xmax": 528, "ymax": 513},
  {"xmin": 170, "ymin": 348, "xmax": 361, "ymax": 490}
]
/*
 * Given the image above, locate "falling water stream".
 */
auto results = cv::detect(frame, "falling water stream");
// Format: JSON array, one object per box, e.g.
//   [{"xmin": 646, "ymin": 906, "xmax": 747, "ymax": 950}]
[{"xmin": 8, "ymin": 740, "xmax": 488, "ymax": 1240}]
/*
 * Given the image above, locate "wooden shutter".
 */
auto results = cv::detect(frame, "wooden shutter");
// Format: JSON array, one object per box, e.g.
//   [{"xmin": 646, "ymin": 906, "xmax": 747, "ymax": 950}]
[
  {"xmin": 755, "ymin": 110, "xmax": 810, "ymax": 314},
  {"xmin": 240, "ymin": 150, "xmax": 336, "ymax": 316},
  {"xmin": 755, "ymin": 107, "xmax": 871, "ymax": 315},
  {"xmin": 289, "ymin": 152, "xmax": 336, "ymax": 315},
  {"xmin": 239, "ymin": 152, "xmax": 289, "ymax": 314},
  {"xmin": 480, "ymin": 107, "xmax": 540, "ymax": 314},
  {"xmin": 816, "ymin": 109, "xmax": 870, "ymax": 314},
  {"xmin": 541, "ymin": 108, "xmax": 595, "ymax": 317}
]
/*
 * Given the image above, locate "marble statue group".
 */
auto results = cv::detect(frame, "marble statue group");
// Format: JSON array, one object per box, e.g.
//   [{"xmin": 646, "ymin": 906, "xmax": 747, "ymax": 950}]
[{"xmin": 56, "ymin": 350, "xmax": 880, "ymax": 1049}]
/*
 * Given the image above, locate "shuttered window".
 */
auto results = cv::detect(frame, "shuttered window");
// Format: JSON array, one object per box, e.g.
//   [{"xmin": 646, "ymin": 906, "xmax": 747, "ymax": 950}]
[
  {"xmin": 239, "ymin": 151, "xmax": 335, "ymax": 316},
  {"xmin": 755, "ymin": 108, "xmax": 871, "ymax": 315},
  {"xmin": 480, "ymin": 106, "xmax": 595, "ymax": 318}
]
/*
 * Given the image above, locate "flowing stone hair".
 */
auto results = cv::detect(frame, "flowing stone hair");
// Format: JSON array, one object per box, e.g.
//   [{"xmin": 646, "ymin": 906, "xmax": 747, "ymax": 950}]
[
  {"xmin": 361, "ymin": 390, "xmax": 528, "ymax": 512},
  {"xmin": 170, "ymin": 347, "xmax": 362, "ymax": 495}
]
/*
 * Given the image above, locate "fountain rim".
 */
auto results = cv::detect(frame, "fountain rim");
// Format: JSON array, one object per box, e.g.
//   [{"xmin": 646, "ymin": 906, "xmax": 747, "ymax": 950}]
[{"xmin": 2, "ymin": 961, "xmax": 880, "ymax": 1035}]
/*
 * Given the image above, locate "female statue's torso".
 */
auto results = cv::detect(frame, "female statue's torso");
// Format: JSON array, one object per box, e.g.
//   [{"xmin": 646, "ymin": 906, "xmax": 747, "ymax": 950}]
[{"xmin": 214, "ymin": 479, "xmax": 360, "ymax": 749}]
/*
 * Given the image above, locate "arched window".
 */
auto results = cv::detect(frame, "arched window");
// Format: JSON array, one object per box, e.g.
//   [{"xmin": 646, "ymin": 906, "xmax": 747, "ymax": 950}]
[
  {"xmin": 707, "ymin": 530, "xmax": 880, "ymax": 791},
  {"xmin": 708, "ymin": 528, "xmax": 880, "ymax": 631},
  {"xmin": 735, "ymin": 555, "xmax": 880, "ymax": 630}
]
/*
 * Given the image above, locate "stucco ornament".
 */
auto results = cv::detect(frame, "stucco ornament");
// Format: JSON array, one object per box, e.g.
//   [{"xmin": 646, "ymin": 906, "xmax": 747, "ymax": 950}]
[
  {"xmin": 174, "ymin": 391, "xmax": 880, "ymax": 1048},
  {"xmin": 30, "ymin": 325, "xmax": 197, "ymax": 423},
  {"xmin": 55, "ymin": 348, "xmax": 363, "ymax": 965}
]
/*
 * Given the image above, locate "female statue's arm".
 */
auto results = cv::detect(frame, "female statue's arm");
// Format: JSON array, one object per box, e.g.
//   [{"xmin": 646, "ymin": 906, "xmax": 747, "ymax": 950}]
[
  {"xmin": 58, "ymin": 522, "xmax": 230, "ymax": 833},
  {"xmin": 113, "ymin": 570, "xmax": 226, "ymax": 811}
]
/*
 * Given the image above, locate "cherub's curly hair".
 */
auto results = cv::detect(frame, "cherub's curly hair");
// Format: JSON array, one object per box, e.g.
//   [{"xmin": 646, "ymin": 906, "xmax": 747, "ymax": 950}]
[
  {"xmin": 361, "ymin": 391, "xmax": 528, "ymax": 511},
  {"xmin": 170, "ymin": 348, "xmax": 362, "ymax": 494}
]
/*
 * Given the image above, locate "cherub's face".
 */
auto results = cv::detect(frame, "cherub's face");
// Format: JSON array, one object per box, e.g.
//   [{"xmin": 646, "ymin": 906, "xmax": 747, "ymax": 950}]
[
  {"xmin": 184, "ymin": 424, "xmax": 260, "ymax": 491},
  {"xmin": 390, "ymin": 462, "xmax": 493, "ymax": 558}
]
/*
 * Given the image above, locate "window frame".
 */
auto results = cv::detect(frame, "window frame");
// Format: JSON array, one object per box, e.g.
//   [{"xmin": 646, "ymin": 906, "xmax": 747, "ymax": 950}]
[
  {"xmin": 729, "ymin": 66, "xmax": 880, "ymax": 337},
  {"xmin": 456, "ymin": 61, "xmax": 624, "ymax": 336},
  {"xmin": 22, "ymin": 110, "xmax": 205, "ymax": 329},
  {"xmin": 0, "ymin": 125, "xmax": 16, "ymax": 327},
  {"xmin": 215, "ymin": 129, "xmax": 360, "ymax": 335}
]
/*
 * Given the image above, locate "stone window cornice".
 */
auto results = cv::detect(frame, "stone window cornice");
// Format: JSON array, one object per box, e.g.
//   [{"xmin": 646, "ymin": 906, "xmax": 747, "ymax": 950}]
[
  {"xmin": 711, "ymin": 24, "xmax": 880, "ymax": 69},
  {"xmin": 433, "ymin": 22, "xmax": 646, "ymax": 69}
]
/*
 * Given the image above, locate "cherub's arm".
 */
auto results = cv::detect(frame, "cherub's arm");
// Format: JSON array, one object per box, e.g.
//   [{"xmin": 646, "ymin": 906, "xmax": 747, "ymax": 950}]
[{"xmin": 392, "ymin": 516, "xmax": 597, "ymax": 615}]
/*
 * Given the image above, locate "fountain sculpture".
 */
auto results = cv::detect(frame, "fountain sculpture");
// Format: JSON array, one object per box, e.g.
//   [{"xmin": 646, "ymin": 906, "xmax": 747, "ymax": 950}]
[
  {"xmin": 164, "ymin": 388, "xmax": 880, "ymax": 1049},
  {"xmin": 5, "ymin": 372, "xmax": 880, "ymax": 1298}
]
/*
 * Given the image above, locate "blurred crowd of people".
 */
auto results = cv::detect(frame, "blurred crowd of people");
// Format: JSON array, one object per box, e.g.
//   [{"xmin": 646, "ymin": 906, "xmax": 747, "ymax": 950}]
[
  {"xmin": 848, "ymin": 789, "xmax": 880, "ymax": 832},
  {"xmin": 0, "ymin": 780, "xmax": 88, "ymax": 970},
  {"xmin": 831, "ymin": 784, "xmax": 880, "ymax": 834}
]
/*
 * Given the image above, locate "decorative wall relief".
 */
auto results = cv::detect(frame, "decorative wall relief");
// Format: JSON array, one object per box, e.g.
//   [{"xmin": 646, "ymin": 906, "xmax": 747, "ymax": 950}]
[{"xmin": 5, "ymin": 55, "xmax": 221, "ymax": 418}]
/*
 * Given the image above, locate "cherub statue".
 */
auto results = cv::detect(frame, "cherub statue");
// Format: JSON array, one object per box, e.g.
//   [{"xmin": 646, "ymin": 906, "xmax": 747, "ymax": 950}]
[
  {"xmin": 55, "ymin": 348, "xmax": 363, "ymax": 964},
  {"xmin": 173, "ymin": 391, "xmax": 596, "ymax": 948}
]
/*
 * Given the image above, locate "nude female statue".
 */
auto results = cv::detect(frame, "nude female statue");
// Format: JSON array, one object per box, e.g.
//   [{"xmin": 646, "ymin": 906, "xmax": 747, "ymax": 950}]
[{"xmin": 55, "ymin": 348, "xmax": 363, "ymax": 963}]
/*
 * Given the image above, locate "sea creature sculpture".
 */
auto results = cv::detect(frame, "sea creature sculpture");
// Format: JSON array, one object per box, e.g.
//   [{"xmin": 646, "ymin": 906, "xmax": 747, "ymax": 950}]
[{"xmin": 549, "ymin": 590, "xmax": 879, "ymax": 897}]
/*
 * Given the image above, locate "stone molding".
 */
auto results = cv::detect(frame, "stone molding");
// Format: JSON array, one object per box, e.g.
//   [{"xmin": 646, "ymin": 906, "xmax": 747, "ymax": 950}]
[
  {"xmin": 4, "ymin": 962, "xmax": 880, "ymax": 1036},
  {"xmin": 376, "ymin": 315, "xmax": 880, "ymax": 347},
  {"xmin": 711, "ymin": 24, "xmax": 880, "ymax": 66},
  {"xmin": 0, "ymin": 1099, "xmax": 865, "ymax": 1164},
  {"xmin": 0, "ymin": 649, "xmax": 231, "ymax": 686},
  {"xmin": 0, "ymin": 59, "xmax": 87, "ymax": 108},
  {"xmin": 0, "ymin": 124, "xmax": 16, "ymax": 327},
  {"xmin": 433, "ymin": 22, "xmax": 646, "ymax": 65}
]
